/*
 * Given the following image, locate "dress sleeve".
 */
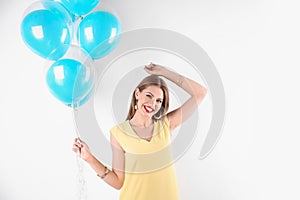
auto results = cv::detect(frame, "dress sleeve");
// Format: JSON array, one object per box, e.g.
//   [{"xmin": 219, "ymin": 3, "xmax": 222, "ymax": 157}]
[
  {"xmin": 110, "ymin": 124, "xmax": 126, "ymax": 151},
  {"xmin": 110, "ymin": 125, "xmax": 119, "ymax": 141},
  {"xmin": 161, "ymin": 116, "xmax": 171, "ymax": 136},
  {"xmin": 162, "ymin": 115, "xmax": 170, "ymax": 128}
]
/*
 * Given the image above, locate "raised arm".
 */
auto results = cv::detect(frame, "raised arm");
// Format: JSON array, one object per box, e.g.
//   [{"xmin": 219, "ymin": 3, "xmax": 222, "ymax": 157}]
[{"xmin": 144, "ymin": 63, "xmax": 207, "ymax": 132}]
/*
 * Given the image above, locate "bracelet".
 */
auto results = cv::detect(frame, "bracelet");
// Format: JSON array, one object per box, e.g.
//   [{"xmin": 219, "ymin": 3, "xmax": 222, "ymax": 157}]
[
  {"xmin": 97, "ymin": 166, "xmax": 110, "ymax": 179},
  {"xmin": 176, "ymin": 75, "xmax": 184, "ymax": 87}
]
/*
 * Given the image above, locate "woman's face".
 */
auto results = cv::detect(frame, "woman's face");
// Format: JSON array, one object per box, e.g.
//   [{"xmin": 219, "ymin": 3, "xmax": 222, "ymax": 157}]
[{"xmin": 135, "ymin": 85, "xmax": 164, "ymax": 118}]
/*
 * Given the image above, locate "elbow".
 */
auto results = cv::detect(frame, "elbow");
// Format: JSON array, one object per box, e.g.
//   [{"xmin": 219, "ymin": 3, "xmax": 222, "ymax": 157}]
[
  {"xmin": 195, "ymin": 87, "xmax": 208, "ymax": 104},
  {"xmin": 114, "ymin": 181, "xmax": 124, "ymax": 190},
  {"xmin": 113, "ymin": 177, "xmax": 124, "ymax": 190},
  {"xmin": 109, "ymin": 169, "xmax": 124, "ymax": 190},
  {"xmin": 201, "ymin": 87, "xmax": 208, "ymax": 96},
  {"xmin": 115, "ymin": 186, "xmax": 122, "ymax": 190}
]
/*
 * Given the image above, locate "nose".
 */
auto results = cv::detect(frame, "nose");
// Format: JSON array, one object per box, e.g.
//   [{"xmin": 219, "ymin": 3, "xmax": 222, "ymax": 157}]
[
  {"xmin": 152, "ymin": 99, "xmax": 161, "ymax": 109},
  {"xmin": 147, "ymin": 99, "xmax": 156, "ymax": 109}
]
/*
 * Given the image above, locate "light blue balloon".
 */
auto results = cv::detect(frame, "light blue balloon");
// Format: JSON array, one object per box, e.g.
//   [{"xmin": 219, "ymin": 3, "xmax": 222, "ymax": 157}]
[
  {"xmin": 21, "ymin": 9, "xmax": 71, "ymax": 60},
  {"xmin": 72, "ymin": 86, "xmax": 94, "ymax": 107},
  {"xmin": 42, "ymin": 0, "xmax": 76, "ymax": 23},
  {"xmin": 77, "ymin": 11, "xmax": 122, "ymax": 59},
  {"xmin": 46, "ymin": 59, "xmax": 93, "ymax": 107},
  {"xmin": 61, "ymin": 0, "xmax": 100, "ymax": 16}
]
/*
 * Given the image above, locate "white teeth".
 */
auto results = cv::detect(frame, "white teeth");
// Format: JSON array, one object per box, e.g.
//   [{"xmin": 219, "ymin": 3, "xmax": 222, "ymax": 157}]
[{"xmin": 144, "ymin": 106, "xmax": 153, "ymax": 112}]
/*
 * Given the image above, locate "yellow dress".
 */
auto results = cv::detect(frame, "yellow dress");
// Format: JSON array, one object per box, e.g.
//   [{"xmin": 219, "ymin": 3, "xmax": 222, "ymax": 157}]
[{"xmin": 110, "ymin": 117, "xmax": 179, "ymax": 200}]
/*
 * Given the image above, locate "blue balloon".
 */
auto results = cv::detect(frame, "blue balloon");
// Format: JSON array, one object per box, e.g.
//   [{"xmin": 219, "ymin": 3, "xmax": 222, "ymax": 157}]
[
  {"xmin": 73, "ymin": 86, "xmax": 94, "ymax": 107},
  {"xmin": 46, "ymin": 59, "xmax": 93, "ymax": 107},
  {"xmin": 77, "ymin": 11, "xmax": 122, "ymax": 59},
  {"xmin": 42, "ymin": 0, "xmax": 76, "ymax": 23},
  {"xmin": 21, "ymin": 9, "xmax": 71, "ymax": 60},
  {"xmin": 60, "ymin": 0, "xmax": 100, "ymax": 16}
]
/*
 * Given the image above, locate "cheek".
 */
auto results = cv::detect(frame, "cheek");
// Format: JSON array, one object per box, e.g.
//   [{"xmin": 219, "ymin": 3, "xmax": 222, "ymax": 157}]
[
  {"xmin": 155, "ymin": 104, "xmax": 162, "ymax": 110},
  {"xmin": 139, "ymin": 97, "xmax": 147, "ymax": 103}
]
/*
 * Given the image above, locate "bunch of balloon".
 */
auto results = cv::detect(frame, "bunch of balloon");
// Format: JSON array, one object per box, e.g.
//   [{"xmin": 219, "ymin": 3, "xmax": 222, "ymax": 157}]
[
  {"xmin": 20, "ymin": 1, "xmax": 122, "ymax": 198},
  {"xmin": 20, "ymin": 0, "xmax": 122, "ymax": 108}
]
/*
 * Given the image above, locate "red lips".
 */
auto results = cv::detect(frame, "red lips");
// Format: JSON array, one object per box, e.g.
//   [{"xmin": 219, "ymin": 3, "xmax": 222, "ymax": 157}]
[{"xmin": 144, "ymin": 105, "xmax": 154, "ymax": 113}]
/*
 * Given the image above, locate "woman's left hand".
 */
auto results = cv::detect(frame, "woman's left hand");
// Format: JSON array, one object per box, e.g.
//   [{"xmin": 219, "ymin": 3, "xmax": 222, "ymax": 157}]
[{"xmin": 144, "ymin": 63, "xmax": 166, "ymax": 76}]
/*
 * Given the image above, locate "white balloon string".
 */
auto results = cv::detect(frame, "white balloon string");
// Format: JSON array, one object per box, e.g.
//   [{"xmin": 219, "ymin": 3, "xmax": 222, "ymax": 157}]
[
  {"xmin": 76, "ymin": 154, "xmax": 87, "ymax": 200},
  {"xmin": 72, "ymin": 107, "xmax": 88, "ymax": 200},
  {"xmin": 71, "ymin": 16, "xmax": 82, "ymax": 46}
]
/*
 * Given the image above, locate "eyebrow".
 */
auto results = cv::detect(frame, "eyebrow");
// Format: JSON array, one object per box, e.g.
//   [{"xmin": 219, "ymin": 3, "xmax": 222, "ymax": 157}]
[{"xmin": 146, "ymin": 91, "xmax": 163, "ymax": 100}]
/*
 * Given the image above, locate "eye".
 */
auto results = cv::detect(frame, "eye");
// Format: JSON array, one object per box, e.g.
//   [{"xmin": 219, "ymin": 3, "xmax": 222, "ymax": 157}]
[
  {"xmin": 146, "ymin": 94, "xmax": 152, "ymax": 98},
  {"xmin": 156, "ymin": 99, "xmax": 162, "ymax": 103}
]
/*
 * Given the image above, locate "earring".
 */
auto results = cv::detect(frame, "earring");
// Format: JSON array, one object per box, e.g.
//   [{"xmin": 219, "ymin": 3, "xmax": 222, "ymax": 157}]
[{"xmin": 134, "ymin": 101, "xmax": 138, "ymax": 110}]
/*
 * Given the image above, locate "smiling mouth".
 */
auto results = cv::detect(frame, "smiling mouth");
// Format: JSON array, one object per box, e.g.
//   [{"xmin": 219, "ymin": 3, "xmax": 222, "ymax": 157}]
[{"xmin": 143, "ymin": 105, "xmax": 154, "ymax": 113}]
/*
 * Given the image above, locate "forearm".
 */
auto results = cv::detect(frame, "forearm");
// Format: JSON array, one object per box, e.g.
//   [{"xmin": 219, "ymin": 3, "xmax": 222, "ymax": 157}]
[
  {"xmin": 161, "ymin": 68, "xmax": 207, "ymax": 101},
  {"xmin": 88, "ymin": 156, "xmax": 123, "ymax": 190}
]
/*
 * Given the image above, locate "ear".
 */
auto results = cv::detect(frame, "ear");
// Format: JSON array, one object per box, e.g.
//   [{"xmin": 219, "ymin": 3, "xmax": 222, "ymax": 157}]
[{"xmin": 134, "ymin": 88, "xmax": 140, "ymax": 99}]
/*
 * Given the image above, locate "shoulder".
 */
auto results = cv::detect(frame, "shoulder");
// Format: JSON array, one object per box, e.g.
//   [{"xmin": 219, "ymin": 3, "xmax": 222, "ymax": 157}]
[
  {"xmin": 157, "ymin": 116, "xmax": 170, "ymax": 133},
  {"xmin": 110, "ymin": 121, "xmax": 128, "ymax": 133},
  {"xmin": 110, "ymin": 120, "xmax": 133, "ymax": 140},
  {"xmin": 159, "ymin": 115, "xmax": 170, "ymax": 127}
]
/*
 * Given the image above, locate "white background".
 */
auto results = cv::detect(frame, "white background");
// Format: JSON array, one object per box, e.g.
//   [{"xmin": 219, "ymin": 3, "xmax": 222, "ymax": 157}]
[{"xmin": 1, "ymin": 0, "xmax": 300, "ymax": 199}]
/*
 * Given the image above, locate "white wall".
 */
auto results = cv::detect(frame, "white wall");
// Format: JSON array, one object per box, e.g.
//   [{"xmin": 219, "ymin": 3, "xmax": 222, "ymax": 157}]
[{"xmin": 1, "ymin": 0, "xmax": 300, "ymax": 199}]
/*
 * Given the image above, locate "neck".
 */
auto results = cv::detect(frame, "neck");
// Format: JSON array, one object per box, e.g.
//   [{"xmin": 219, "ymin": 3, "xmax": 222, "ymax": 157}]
[{"xmin": 130, "ymin": 112, "xmax": 153, "ymax": 128}]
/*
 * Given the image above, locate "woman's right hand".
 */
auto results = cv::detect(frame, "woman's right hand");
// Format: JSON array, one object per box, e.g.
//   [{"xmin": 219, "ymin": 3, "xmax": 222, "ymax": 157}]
[
  {"xmin": 72, "ymin": 138, "xmax": 94, "ymax": 163},
  {"xmin": 144, "ymin": 63, "xmax": 167, "ymax": 76}
]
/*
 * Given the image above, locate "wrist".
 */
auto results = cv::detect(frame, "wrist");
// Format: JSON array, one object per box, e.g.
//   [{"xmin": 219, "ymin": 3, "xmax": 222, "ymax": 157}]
[
  {"xmin": 97, "ymin": 166, "xmax": 110, "ymax": 179},
  {"xmin": 86, "ymin": 154, "xmax": 97, "ymax": 164},
  {"xmin": 159, "ymin": 67, "xmax": 169, "ymax": 77}
]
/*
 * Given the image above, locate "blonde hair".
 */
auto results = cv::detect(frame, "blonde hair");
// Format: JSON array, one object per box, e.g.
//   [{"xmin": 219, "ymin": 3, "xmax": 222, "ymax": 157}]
[{"xmin": 126, "ymin": 75, "xmax": 169, "ymax": 121}]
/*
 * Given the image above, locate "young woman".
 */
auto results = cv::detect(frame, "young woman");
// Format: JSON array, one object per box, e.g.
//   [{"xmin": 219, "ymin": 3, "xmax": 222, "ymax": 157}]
[{"xmin": 72, "ymin": 63, "xmax": 207, "ymax": 200}]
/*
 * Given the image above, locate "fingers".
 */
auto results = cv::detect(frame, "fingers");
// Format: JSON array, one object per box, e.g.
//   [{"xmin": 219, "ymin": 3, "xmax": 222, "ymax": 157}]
[
  {"xmin": 72, "ymin": 138, "xmax": 84, "ymax": 153},
  {"xmin": 72, "ymin": 145, "xmax": 79, "ymax": 153},
  {"xmin": 144, "ymin": 65, "xmax": 154, "ymax": 73},
  {"xmin": 74, "ymin": 138, "xmax": 82, "ymax": 147},
  {"xmin": 145, "ymin": 62, "xmax": 155, "ymax": 68},
  {"xmin": 74, "ymin": 137, "xmax": 82, "ymax": 143},
  {"xmin": 75, "ymin": 138, "xmax": 87, "ymax": 146}
]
